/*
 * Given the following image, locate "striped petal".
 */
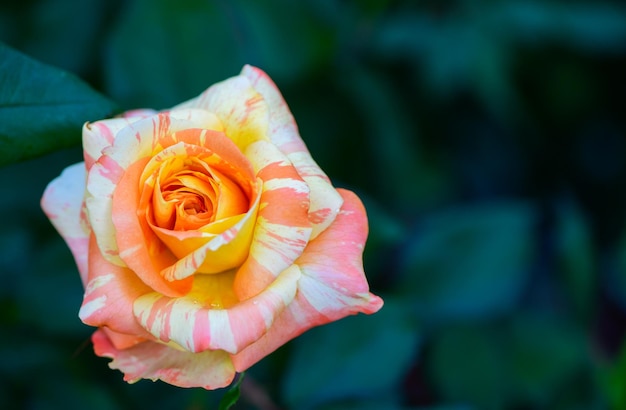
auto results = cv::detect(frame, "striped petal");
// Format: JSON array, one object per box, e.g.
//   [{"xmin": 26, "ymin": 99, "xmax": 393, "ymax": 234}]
[
  {"xmin": 41, "ymin": 162, "xmax": 90, "ymax": 285},
  {"xmin": 83, "ymin": 109, "xmax": 157, "ymax": 170},
  {"xmin": 133, "ymin": 264, "xmax": 301, "ymax": 354},
  {"xmin": 85, "ymin": 109, "xmax": 224, "ymax": 267},
  {"xmin": 231, "ymin": 189, "xmax": 383, "ymax": 371},
  {"xmin": 78, "ymin": 234, "xmax": 154, "ymax": 339},
  {"xmin": 175, "ymin": 75, "xmax": 270, "ymax": 150},
  {"xmin": 92, "ymin": 329, "xmax": 236, "ymax": 389},
  {"xmin": 241, "ymin": 65, "xmax": 343, "ymax": 239},
  {"xmin": 233, "ymin": 140, "xmax": 312, "ymax": 301}
]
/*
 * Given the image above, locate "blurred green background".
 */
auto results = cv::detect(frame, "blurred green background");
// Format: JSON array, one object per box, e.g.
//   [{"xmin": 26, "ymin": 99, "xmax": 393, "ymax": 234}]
[{"xmin": 2, "ymin": 0, "xmax": 626, "ymax": 408}]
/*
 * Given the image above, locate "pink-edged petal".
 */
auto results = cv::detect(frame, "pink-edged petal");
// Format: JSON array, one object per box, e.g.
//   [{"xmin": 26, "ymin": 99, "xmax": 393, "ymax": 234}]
[
  {"xmin": 86, "ymin": 109, "xmax": 222, "ymax": 267},
  {"xmin": 133, "ymin": 265, "xmax": 301, "ymax": 355},
  {"xmin": 83, "ymin": 109, "xmax": 157, "ymax": 170},
  {"xmin": 41, "ymin": 162, "xmax": 90, "ymax": 285},
  {"xmin": 233, "ymin": 140, "xmax": 312, "ymax": 300},
  {"xmin": 92, "ymin": 329, "xmax": 236, "ymax": 390},
  {"xmin": 292, "ymin": 189, "xmax": 381, "ymax": 313},
  {"xmin": 78, "ymin": 235, "xmax": 154, "ymax": 339},
  {"xmin": 231, "ymin": 189, "xmax": 383, "ymax": 371},
  {"xmin": 175, "ymin": 75, "xmax": 270, "ymax": 150},
  {"xmin": 241, "ymin": 65, "xmax": 343, "ymax": 238}
]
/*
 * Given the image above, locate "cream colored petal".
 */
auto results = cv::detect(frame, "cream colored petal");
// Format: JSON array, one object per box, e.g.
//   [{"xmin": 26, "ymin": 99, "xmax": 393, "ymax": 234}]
[
  {"xmin": 175, "ymin": 75, "xmax": 270, "ymax": 150},
  {"xmin": 41, "ymin": 162, "xmax": 90, "ymax": 285},
  {"xmin": 92, "ymin": 329, "xmax": 236, "ymax": 390}
]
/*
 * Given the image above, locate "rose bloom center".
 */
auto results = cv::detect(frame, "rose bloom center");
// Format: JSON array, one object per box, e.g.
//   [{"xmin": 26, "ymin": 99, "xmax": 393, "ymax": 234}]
[{"xmin": 151, "ymin": 155, "xmax": 249, "ymax": 233}]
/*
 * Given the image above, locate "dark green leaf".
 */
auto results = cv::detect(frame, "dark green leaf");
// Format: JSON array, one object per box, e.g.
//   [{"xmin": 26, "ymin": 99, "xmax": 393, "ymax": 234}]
[
  {"xmin": 397, "ymin": 201, "xmax": 535, "ymax": 322},
  {"xmin": 0, "ymin": 43, "xmax": 117, "ymax": 166},
  {"xmin": 218, "ymin": 372, "xmax": 245, "ymax": 410}
]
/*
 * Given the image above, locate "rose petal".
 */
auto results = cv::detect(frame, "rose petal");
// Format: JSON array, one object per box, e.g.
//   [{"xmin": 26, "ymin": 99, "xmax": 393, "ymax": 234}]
[
  {"xmin": 83, "ymin": 109, "xmax": 157, "ymax": 170},
  {"xmin": 41, "ymin": 162, "xmax": 90, "ymax": 285},
  {"xmin": 175, "ymin": 75, "xmax": 270, "ymax": 150},
  {"xmin": 78, "ymin": 235, "xmax": 155, "ymax": 339},
  {"xmin": 92, "ymin": 329, "xmax": 236, "ymax": 389},
  {"xmin": 231, "ymin": 189, "xmax": 383, "ymax": 371},
  {"xmin": 102, "ymin": 327, "xmax": 146, "ymax": 350},
  {"xmin": 241, "ymin": 65, "xmax": 343, "ymax": 239},
  {"xmin": 233, "ymin": 140, "xmax": 312, "ymax": 300},
  {"xmin": 133, "ymin": 264, "xmax": 301, "ymax": 354}
]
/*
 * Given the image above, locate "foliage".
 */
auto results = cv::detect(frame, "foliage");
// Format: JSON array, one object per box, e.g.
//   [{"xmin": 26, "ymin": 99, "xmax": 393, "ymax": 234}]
[{"xmin": 1, "ymin": 0, "xmax": 626, "ymax": 408}]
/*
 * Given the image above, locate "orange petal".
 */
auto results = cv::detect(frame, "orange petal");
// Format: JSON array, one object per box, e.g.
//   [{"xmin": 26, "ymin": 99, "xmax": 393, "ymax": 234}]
[
  {"xmin": 112, "ymin": 157, "xmax": 193, "ymax": 297},
  {"xmin": 158, "ymin": 184, "xmax": 261, "ymax": 278}
]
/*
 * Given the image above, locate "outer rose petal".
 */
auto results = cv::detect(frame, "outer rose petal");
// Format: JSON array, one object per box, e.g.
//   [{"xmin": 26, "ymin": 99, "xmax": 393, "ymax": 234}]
[
  {"xmin": 83, "ymin": 109, "xmax": 157, "ymax": 170},
  {"xmin": 41, "ymin": 162, "xmax": 90, "ymax": 285},
  {"xmin": 241, "ymin": 65, "xmax": 343, "ymax": 239},
  {"xmin": 231, "ymin": 189, "xmax": 383, "ymax": 371},
  {"xmin": 174, "ymin": 75, "xmax": 270, "ymax": 150},
  {"xmin": 79, "ymin": 235, "xmax": 154, "ymax": 339},
  {"xmin": 92, "ymin": 329, "xmax": 236, "ymax": 389}
]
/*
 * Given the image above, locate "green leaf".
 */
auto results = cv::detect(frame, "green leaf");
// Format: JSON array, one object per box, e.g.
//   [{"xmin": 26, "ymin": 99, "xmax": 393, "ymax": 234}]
[
  {"xmin": 396, "ymin": 201, "xmax": 535, "ymax": 322},
  {"xmin": 281, "ymin": 298, "xmax": 419, "ymax": 410},
  {"xmin": 0, "ymin": 42, "xmax": 117, "ymax": 166},
  {"xmin": 218, "ymin": 372, "xmax": 245, "ymax": 410}
]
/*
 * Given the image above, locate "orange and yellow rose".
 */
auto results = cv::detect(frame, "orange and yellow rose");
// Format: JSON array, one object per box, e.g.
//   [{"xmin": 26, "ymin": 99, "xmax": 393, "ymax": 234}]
[{"xmin": 41, "ymin": 66, "xmax": 382, "ymax": 389}]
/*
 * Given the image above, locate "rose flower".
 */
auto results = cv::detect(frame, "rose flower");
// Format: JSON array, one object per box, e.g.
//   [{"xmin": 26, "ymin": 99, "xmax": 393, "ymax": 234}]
[{"xmin": 41, "ymin": 66, "xmax": 383, "ymax": 389}]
